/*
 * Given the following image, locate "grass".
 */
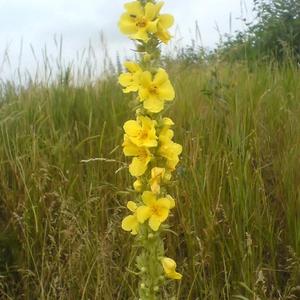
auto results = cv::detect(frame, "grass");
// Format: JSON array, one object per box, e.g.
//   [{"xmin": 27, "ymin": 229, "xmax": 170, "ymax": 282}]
[{"xmin": 0, "ymin": 57, "xmax": 299, "ymax": 299}]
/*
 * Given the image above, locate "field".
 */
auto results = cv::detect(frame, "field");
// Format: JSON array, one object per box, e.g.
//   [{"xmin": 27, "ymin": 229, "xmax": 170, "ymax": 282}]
[{"xmin": 0, "ymin": 59, "xmax": 300, "ymax": 299}]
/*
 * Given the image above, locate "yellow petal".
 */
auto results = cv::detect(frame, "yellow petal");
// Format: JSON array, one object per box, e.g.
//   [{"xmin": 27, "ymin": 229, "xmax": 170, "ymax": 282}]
[
  {"xmin": 124, "ymin": 120, "xmax": 141, "ymax": 136},
  {"xmin": 138, "ymin": 87, "xmax": 150, "ymax": 102},
  {"xmin": 136, "ymin": 206, "xmax": 151, "ymax": 223},
  {"xmin": 122, "ymin": 215, "xmax": 139, "ymax": 235},
  {"xmin": 157, "ymin": 25, "xmax": 172, "ymax": 44},
  {"xmin": 143, "ymin": 97, "xmax": 164, "ymax": 113},
  {"xmin": 155, "ymin": 206, "xmax": 169, "ymax": 223},
  {"xmin": 129, "ymin": 156, "xmax": 149, "ymax": 177},
  {"xmin": 166, "ymin": 157, "xmax": 180, "ymax": 170},
  {"xmin": 162, "ymin": 257, "xmax": 176, "ymax": 271},
  {"xmin": 127, "ymin": 201, "xmax": 137, "ymax": 212},
  {"xmin": 118, "ymin": 73, "xmax": 133, "ymax": 87},
  {"xmin": 140, "ymin": 71, "xmax": 152, "ymax": 88},
  {"xmin": 123, "ymin": 84, "xmax": 139, "ymax": 93},
  {"xmin": 173, "ymin": 142, "xmax": 183, "ymax": 155},
  {"xmin": 151, "ymin": 167, "xmax": 165, "ymax": 178},
  {"xmin": 158, "ymin": 14, "xmax": 174, "ymax": 29},
  {"xmin": 159, "ymin": 128, "xmax": 174, "ymax": 143},
  {"xmin": 157, "ymin": 196, "xmax": 175, "ymax": 210},
  {"xmin": 168, "ymin": 271, "xmax": 183, "ymax": 280},
  {"xmin": 158, "ymin": 81, "xmax": 175, "ymax": 101},
  {"xmin": 138, "ymin": 115, "xmax": 156, "ymax": 129},
  {"xmin": 166, "ymin": 195, "xmax": 175, "ymax": 209},
  {"xmin": 147, "ymin": 20, "xmax": 159, "ymax": 33},
  {"xmin": 123, "ymin": 145, "xmax": 139, "ymax": 156},
  {"xmin": 159, "ymin": 141, "xmax": 182, "ymax": 159},
  {"xmin": 145, "ymin": 2, "xmax": 164, "ymax": 20},
  {"xmin": 122, "ymin": 136, "xmax": 140, "ymax": 156},
  {"xmin": 124, "ymin": 1, "xmax": 143, "ymax": 16},
  {"xmin": 162, "ymin": 117, "xmax": 174, "ymax": 127},
  {"xmin": 118, "ymin": 68, "xmax": 141, "ymax": 93},
  {"xmin": 132, "ymin": 136, "xmax": 157, "ymax": 148},
  {"xmin": 148, "ymin": 215, "xmax": 161, "ymax": 231},
  {"xmin": 153, "ymin": 68, "xmax": 169, "ymax": 86},
  {"xmin": 161, "ymin": 257, "xmax": 183, "ymax": 280},
  {"xmin": 157, "ymin": 197, "xmax": 173, "ymax": 210},
  {"xmin": 133, "ymin": 28, "xmax": 149, "ymax": 42},
  {"xmin": 142, "ymin": 191, "xmax": 157, "ymax": 206},
  {"xmin": 124, "ymin": 61, "xmax": 141, "ymax": 73},
  {"xmin": 150, "ymin": 167, "xmax": 165, "ymax": 193},
  {"xmin": 119, "ymin": 14, "xmax": 137, "ymax": 35}
]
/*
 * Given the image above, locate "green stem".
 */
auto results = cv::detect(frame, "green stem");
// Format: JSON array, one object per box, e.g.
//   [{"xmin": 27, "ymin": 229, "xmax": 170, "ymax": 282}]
[{"xmin": 136, "ymin": 226, "xmax": 165, "ymax": 299}]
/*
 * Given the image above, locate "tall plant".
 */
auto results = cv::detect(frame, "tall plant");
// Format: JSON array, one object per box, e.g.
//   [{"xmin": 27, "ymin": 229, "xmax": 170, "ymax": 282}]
[{"xmin": 118, "ymin": 1, "xmax": 182, "ymax": 299}]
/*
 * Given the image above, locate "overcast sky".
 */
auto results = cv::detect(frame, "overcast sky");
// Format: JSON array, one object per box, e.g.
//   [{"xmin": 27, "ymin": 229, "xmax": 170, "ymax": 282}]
[{"xmin": 0, "ymin": 0, "xmax": 254, "ymax": 81}]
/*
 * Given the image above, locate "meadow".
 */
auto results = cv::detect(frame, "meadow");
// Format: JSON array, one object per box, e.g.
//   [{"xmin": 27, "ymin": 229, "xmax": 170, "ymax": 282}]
[{"xmin": 0, "ymin": 56, "xmax": 300, "ymax": 299}]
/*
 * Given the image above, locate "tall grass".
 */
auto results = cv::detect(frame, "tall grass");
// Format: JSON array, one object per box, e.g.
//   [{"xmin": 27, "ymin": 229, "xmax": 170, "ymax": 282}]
[{"xmin": 0, "ymin": 54, "xmax": 299, "ymax": 299}]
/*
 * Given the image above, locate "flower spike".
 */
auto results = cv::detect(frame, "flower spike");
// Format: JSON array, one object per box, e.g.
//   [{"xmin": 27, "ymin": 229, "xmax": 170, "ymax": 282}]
[{"xmin": 118, "ymin": 1, "xmax": 182, "ymax": 298}]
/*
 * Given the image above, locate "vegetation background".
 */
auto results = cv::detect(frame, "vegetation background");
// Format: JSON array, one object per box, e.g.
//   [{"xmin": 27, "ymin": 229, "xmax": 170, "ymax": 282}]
[{"xmin": 0, "ymin": 0, "xmax": 299, "ymax": 299}]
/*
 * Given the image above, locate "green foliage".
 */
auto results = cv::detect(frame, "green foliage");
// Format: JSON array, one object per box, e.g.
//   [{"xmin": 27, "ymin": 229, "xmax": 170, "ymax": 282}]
[
  {"xmin": 164, "ymin": 41, "xmax": 208, "ymax": 67},
  {"xmin": 220, "ymin": 0, "xmax": 300, "ymax": 61}
]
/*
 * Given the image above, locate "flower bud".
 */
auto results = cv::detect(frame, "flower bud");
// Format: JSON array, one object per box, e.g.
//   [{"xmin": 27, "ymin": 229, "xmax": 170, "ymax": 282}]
[
  {"xmin": 133, "ymin": 179, "xmax": 142, "ymax": 192},
  {"xmin": 148, "ymin": 233, "xmax": 154, "ymax": 239},
  {"xmin": 143, "ymin": 53, "xmax": 152, "ymax": 62},
  {"xmin": 140, "ymin": 283, "xmax": 146, "ymax": 289}
]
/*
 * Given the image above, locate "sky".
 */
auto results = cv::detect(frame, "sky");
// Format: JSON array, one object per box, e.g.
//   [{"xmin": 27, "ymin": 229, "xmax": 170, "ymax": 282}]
[{"xmin": 0, "ymin": 0, "xmax": 255, "ymax": 81}]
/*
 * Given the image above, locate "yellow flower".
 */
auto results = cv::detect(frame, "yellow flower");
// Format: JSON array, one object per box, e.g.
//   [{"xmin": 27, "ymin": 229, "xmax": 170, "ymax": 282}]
[
  {"xmin": 121, "ymin": 201, "xmax": 139, "ymax": 235},
  {"xmin": 161, "ymin": 257, "xmax": 182, "ymax": 280},
  {"xmin": 123, "ymin": 135, "xmax": 152, "ymax": 177},
  {"xmin": 161, "ymin": 117, "xmax": 175, "ymax": 127},
  {"xmin": 156, "ymin": 14, "xmax": 174, "ymax": 44},
  {"xmin": 139, "ymin": 68, "xmax": 175, "ymax": 113},
  {"xmin": 124, "ymin": 116, "xmax": 158, "ymax": 148},
  {"xmin": 118, "ymin": 61, "xmax": 142, "ymax": 93},
  {"xmin": 133, "ymin": 178, "xmax": 142, "ymax": 192},
  {"xmin": 119, "ymin": 1, "xmax": 163, "ymax": 42},
  {"xmin": 158, "ymin": 140, "xmax": 182, "ymax": 171},
  {"xmin": 136, "ymin": 191, "xmax": 175, "ymax": 231},
  {"xmin": 158, "ymin": 118, "xmax": 182, "ymax": 171},
  {"xmin": 159, "ymin": 117, "xmax": 175, "ymax": 144},
  {"xmin": 150, "ymin": 167, "xmax": 166, "ymax": 194}
]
